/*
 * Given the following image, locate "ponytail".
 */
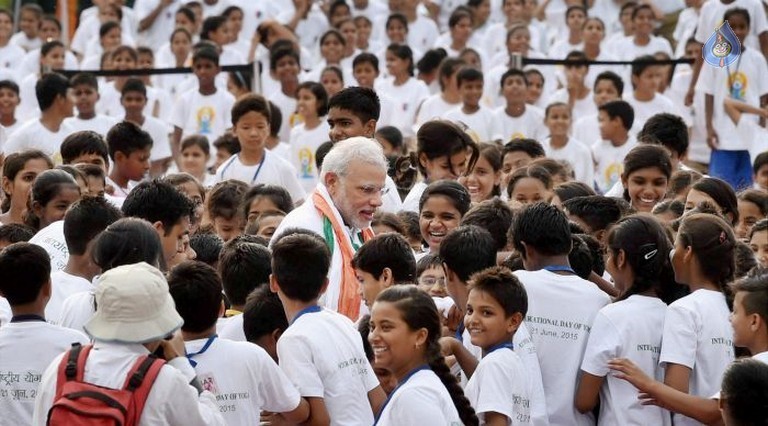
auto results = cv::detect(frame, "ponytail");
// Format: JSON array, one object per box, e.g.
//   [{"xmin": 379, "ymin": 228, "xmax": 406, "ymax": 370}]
[{"xmin": 426, "ymin": 340, "xmax": 479, "ymax": 426}]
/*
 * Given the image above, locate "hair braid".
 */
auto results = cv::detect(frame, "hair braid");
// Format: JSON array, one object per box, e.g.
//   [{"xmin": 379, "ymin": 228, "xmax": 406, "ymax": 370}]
[{"xmin": 426, "ymin": 340, "xmax": 479, "ymax": 426}]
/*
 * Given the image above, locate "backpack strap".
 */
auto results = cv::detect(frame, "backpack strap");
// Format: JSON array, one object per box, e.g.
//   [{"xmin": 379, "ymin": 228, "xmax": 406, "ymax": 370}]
[
  {"xmin": 122, "ymin": 355, "xmax": 165, "ymax": 424},
  {"xmin": 54, "ymin": 343, "xmax": 92, "ymax": 400}
]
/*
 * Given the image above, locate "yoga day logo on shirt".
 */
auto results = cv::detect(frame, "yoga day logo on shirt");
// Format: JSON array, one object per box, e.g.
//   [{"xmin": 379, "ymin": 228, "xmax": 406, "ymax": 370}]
[{"xmin": 703, "ymin": 21, "xmax": 741, "ymax": 68}]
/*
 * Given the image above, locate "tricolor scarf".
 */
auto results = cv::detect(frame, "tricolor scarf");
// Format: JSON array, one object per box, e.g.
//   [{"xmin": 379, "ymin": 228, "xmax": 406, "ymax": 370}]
[{"xmin": 313, "ymin": 190, "xmax": 374, "ymax": 320}]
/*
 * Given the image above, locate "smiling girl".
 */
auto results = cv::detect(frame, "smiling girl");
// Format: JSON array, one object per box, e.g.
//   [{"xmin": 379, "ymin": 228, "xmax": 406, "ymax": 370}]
[
  {"xmin": 419, "ymin": 180, "xmax": 472, "ymax": 255},
  {"xmin": 459, "ymin": 143, "xmax": 501, "ymax": 203},
  {"xmin": 0, "ymin": 150, "xmax": 53, "ymax": 225},
  {"xmin": 621, "ymin": 144, "xmax": 672, "ymax": 213},
  {"xmin": 506, "ymin": 165, "xmax": 552, "ymax": 207},
  {"xmin": 289, "ymin": 81, "xmax": 331, "ymax": 193},
  {"xmin": 24, "ymin": 169, "xmax": 81, "ymax": 232},
  {"xmin": 376, "ymin": 44, "xmax": 430, "ymax": 140}
]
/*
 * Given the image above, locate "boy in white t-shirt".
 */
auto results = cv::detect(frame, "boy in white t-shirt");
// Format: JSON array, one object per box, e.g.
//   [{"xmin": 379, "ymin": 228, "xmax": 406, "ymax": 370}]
[
  {"xmin": 171, "ymin": 46, "xmax": 235, "ymax": 169},
  {"xmin": 271, "ymin": 231, "xmax": 386, "ymax": 425},
  {"xmin": 63, "ymin": 73, "xmax": 117, "ymax": 138},
  {"xmin": 121, "ymin": 78, "xmax": 173, "ymax": 178},
  {"xmin": 592, "ymin": 100, "xmax": 636, "ymax": 193},
  {"xmin": 168, "ymin": 261, "xmax": 309, "ymax": 425},
  {"xmin": 493, "ymin": 68, "xmax": 548, "ymax": 142},
  {"xmin": 10, "ymin": 4, "xmax": 43, "ymax": 52},
  {"xmin": 0, "ymin": 80, "xmax": 23, "ymax": 137},
  {"xmin": 627, "ymin": 55, "xmax": 676, "ymax": 135},
  {"xmin": 445, "ymin": 67, "xmax": 502, "ymax": 143},
  {"xmin": 573, "ymin": 71, "xmax": 624, "ymax": 149},
  {"xmin": 105, "ymin": 121, "xmax": 152, "ymax": 199},
  {"xmin": 546, "ymin": 51, "xmax": 597, "ymax": 122},
  {"xmin": 0, "ymin": 243, "xmax": 89, "ymax": 426}
]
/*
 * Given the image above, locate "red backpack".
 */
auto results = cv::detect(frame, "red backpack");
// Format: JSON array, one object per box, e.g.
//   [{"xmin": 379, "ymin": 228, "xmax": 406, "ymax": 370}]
[{"xmin": 46, "ymin": 343, "xmax": 165, "ymax": 426}]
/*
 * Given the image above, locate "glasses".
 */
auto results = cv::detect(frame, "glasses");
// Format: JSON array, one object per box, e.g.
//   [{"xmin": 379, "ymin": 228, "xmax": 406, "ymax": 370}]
[
  {"xmin": 356, "ymin": 185, "xmax": 390, "ymax": 197},
  {"xmin": 419, "ymin": 276, "xmax": 446, "ymax": 287}
]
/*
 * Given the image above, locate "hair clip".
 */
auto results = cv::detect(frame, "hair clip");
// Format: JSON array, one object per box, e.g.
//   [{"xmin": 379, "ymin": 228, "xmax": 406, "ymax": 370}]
[{"xmin": 643, "ymin": 248, "xmax": 658, "ymax": 260}]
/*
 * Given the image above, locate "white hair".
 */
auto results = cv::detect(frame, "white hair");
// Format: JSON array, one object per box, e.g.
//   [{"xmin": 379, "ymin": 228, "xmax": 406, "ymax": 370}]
[{"xmin": 320, "ymin": 137, "xmax": 388, "ymax": 181}]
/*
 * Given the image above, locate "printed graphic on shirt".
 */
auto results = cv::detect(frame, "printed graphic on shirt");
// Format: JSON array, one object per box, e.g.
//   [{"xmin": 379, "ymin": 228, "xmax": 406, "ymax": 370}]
[
  {"xmin": 0, "ymin": 370, "xmax": 42, "ymax": 401},
  {"xmin": 299, "ymin": 148, "xmax": 314, "ymax": 179},
  {"xmin": 729, "ymin": 72, "xmax": 747, "ymax": 100},
  {"xmin": 197, "ymin": 107, "xmax": 215, "ymax": 135}
]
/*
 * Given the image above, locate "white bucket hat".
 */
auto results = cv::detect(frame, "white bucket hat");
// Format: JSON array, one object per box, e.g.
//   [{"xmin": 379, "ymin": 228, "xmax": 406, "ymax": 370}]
[{"xmin": 85, "ymin": 262, "xmax": 183, "ymax": 343}]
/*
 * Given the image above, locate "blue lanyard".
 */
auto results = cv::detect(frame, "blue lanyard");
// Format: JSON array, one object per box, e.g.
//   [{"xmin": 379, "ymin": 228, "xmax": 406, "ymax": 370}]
[
  {"xmin": 373, "ymin": 364, "xmax": 430, "ymax": 425},
  {"xmin": 10, "ymin": 314, "xmax": 46, "ymax": 323},
  {"xmin": 219, "ymin": 153, "xmax": 266, "ymax": 184},
  {"xmin": 186, "ymin": 334, "xmax": 218, "ymax": 368},
  {"xmin": 543, "ymin": 265, "xmax": 576, "ymax": 275},
  {"xmin": 290, "ymin": 305, "xmax": 321, "ymax": 326},
  {"xmin": 485, "ymin": 342, "xmax": 514, "ymax": 356},
  {"xmin": 455, "ymin": 322, "xmax": 465, "ymax": 342}
]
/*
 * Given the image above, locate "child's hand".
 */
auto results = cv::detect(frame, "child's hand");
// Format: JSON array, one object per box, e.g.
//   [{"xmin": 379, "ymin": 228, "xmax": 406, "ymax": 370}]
[
  {"xmin": 608, "ymin": 358, "xmax": 655, "ymax": 392},
  {"xmin": 445, "ymin": 304, "xmax": 463, "ymax": 334},
  {"xmin": 438, "ymin": 336, "xmax": 461, "ymax": 357},
  {"xmin": 706, "ymin": 128, "xmax": 720, "ymax": 149}
]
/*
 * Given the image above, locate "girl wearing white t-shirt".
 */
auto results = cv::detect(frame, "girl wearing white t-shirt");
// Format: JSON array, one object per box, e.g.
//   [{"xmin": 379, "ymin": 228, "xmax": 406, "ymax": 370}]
[
  {"xmin": 375, "ymin": 44, "xmax": 431, "ymax": 139},
  {"xmin": 542, "ymin": 102, "xmax": 594, "ymax": 187},
  {"xmin": 661, "ymin": 213, "xmax": 737, "ymax": 426},
  {"xmin": 611, "ymin": 5, "xmax": 673, "ymax": 61},
  {"xmin": 179, "ymin": 136, "xmax": 217, "ymax": 188},
  {"xmin": 576, "ymin": 215, "xmax": 676, "ymax": 425},
  {"xmin": 620, "ymin": 144, "xmax": 673, "ymax": 213},
  {"xmin": 414, "ymin": 57, "xmax": 464, "ymax": 130},
  {"xmin": 464, "ymin": 267, "xmax": 535, "ymax": 425},
  {"xmin": 369, "ymin": 285, "xmax": 478, "ymax": 426},
  {"xmin": 548, "ymin": 5, "xmax": 586, "ymax": 60},
  {"xmin": 289, "ymin": 82, "xmax": 331, "ymax": 193}
]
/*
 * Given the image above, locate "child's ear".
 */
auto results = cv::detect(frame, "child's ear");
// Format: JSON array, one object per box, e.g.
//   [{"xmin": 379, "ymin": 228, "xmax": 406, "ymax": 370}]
[
  {"xmin": 218, "ymin": 300, "xmax": 226, "ymax": 318},
  {"xmin": 151, "ymin": 220, "xmax": 166, "ymax": 236},
  {"xmin": 380, "ymin": 267, "xmax": 393, "ymax": 287},
  {"xmin": 506, "ymin": 311, "xmax": 523, "ymax": 333},
  {"xmin": 272, "ymin": 328, "xmax": 284, "ymax": 343},
  {"xmin": 1, "ymin": 176, "xmax": 12, "ymax": 196},
  {"xmin": 31, "ymin": 200, "xmax": 44, "ymax": 218},
  {"xmin": 418, "ymin": 152, "xmax": 429, "ymax": 170},
  {"xmin": 363, "ymin": 119, "xmax": 376, "ymax": 137},
  {"xmin": 114, "ymin": 151, "xmax": 126, "ymax": 163},
  {"xmin": 319, "ymin": 277, "xmax": 330, "ymax": 295},
  {"xmin": 269, "ymin": 273, "xmax": 280, "ymax": 294}
]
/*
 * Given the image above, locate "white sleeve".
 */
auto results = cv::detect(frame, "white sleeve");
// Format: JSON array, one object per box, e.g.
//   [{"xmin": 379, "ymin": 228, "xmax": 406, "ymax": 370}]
[
  {"xmin": 750, "ymin": 3, "xmax": 768, "ymax": 37},
  {"xmin": 277, "ymin": 334, "xmax": 325, "ymax": 397},
  {"xmin": 151, "ymin": 365, "xmax": 227, "ymax": 426},
  {"xmin": 170, "ymin": 95, "xmax": 188, "ymax": 130},
  {"xmin": 384, "ymin": 387, "xmax": 451, "ymax": 424},
  {"xmin": 659, "ymin": 303, "xmax": 699, "ymax": 369},
  {"xmin": 3, "ymin": 130, "xmax": 24, "ymax": 155},
  {"xmin": 580, "ymin": 311, "xmax": 621, "ymax": 377},
  {"xmin": 254, "ymin": 349, "xmax": 303, "ymax": 414},
  {"xmin": 281, "ymin": 162, "xmax": 307, "ymax": 205},
  {"xmin": 31, "ymin": 353, "xmax": 63, "ymax": 426},
  {"xmin": 469, "ymin": 360, "xmax": 516, "ymax": 420},
  {"xmin": 693, "ymin": 8, "xmax": 709, "ymax": 44}
]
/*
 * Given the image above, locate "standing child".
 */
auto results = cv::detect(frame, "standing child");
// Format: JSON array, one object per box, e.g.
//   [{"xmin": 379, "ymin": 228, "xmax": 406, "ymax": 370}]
[
  {"xmin": 627, "ymin": 55, "xmax": 676, "ymax": 135},
  {"xmin": 375, "ymin": 44, "xmax": 430, "ymax": 140},
  {"xmin": 105, "ymin": 121, "xmax": 152, "ymax": 199},
  {"xmin": 445, "ymin": 67, "xmax": 502, "ymax": 143},
  {"xmin": 542, "ymin": 102, "xmax": 594, "ymax": 187},
  {"xmin": 207, "ymin": 180, "xmax": 249, "ymax": 242},
  {"xmin": 500, "ymin": 138, "xmax": 546, "ymax": 188},
  {"xmin": 271, "ymin": 232, "xmax": 387, "ymax": 425},
  {"xmin": 414, "ymin": 57, "xmax": 464, "ymax": 130},
  {"xmin": 493, "ymin": 69, "xmax": 548, "ymax": 142},
  {"xmin": 290, "ymin": 82, "xmax": 331, "ymax": 193},
  {"xmin": 572, "ymin": 71, "xmax": 624, "ymax": 147},
  {"xmin": 459, "ymin": 143, "xmax": 502, "ymax": 203},
  {"xmin": 611, "ymin": 4, "xmax": 672, "ymax": 60},
  {"xmin": 621, "ymin": 144, "xmax": 672, "ymax": 213},
  {"xmin": 121, "ymin": 78, "xmax": 173, "ymax": 178},
  {"xmin": 9, "ymin": 4, "xmax": 42, "ymax": 52},
  {"xmin": 242, "ymin": 285, "xmax": 289, "ymax": 358},
  {"xmin": 592, "ymin": 100, "xmax": 636, "ymax": 194},
  {"xmin": 547, "ymin": 51, "xmax": 596, "ymax": 122},
  {"xmin": 63, "ymin": 73, "xmax": 117, "ymax": 137},
  {"xmin": 0, "ymin": 10, "xmax": 25, "ymax": 74},
  {"xmin": 369, "ymin": 285, "xmax": 478, "ymax": 425},
  {"xmin": 0, "ymin": 80, "xmax": 22, "ymax": 136},
  {"xmin": 754, "ymin": 152, "xmax": 768, "ymax": 192},
  {"xmin": 268, "ymin": 45, "xmax": 301, "ymax": 142},
  {"xmin": 216, "ymin": 94, "xmax": 305, "ymax": 204}
]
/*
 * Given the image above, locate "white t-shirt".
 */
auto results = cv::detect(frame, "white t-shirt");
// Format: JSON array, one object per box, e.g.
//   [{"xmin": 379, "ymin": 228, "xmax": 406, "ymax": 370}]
[
  {"xmin": 493, "ymin": 105, "xmax": 548, "ymax": 142},
  {"xmin": 277, "ymin": 308, "xmax": 379, "ymax": 425},
  {"xmin": 133, "ymin": 0, "xmax": 180, "ymax": 48},
  {"xmin": 0, "ymin": 43, "xmax": 26, "ymax": 70},
  {"xmin": 580, "ymin": 295, "xmax": 671, "ymax": 425},
  {"xmin": 407, "ymin": 16, "xmax": 441, "ymax": 58},
  {"xmin": 0, "ymin": 321, "xmax": 88, "ymax": 426},
  {"xmin": 591, "ymin": 136, "xmax": 637, "ymax": 194},
  {"xmin": 218, "ymin": 314, "xmax": 246, "ymax": 342},
  {"xmin": 170, "ymin": 88, "xmax": 235, "ymax": 146},
  {"xmin": 45, "ymin": 271, "xmax": 92, "ymax": 325},
  {"xmin": 29, "ymin": 221, "xmax": 68, "ymax": 272},
  {"xmin": 573, "ymin": 113, "xmax": 601, "ymax": 156},
  {"xmin": 57, "ymin": 291, "xmax": 95, "ymax": 334},
  {"xmin": 375, "ymin": 77, "xmax": 430, "ymax": 138},
  {"xmin": 445, "ymin": 106, "xmax": 503, "ymax": 143},
  {"xmin": 215, "ymin": 149, "xmax": 306, "ymax": 204},
  {"xmin": 543, "ymin": 137, "xmax": 595, "ymax": 187},
  {"xmin": 611, "ymin": 36, "xmax": 673, "ymax": 61},
  {"xmin": 289, "ymin": 121, "xmax": 332, "ymax": 193},
  {"xmin": 375, "ymin": 369, "xmax": 461, "ymax": 426},
  {"xmin": 2, "ymin": 119, "xmax": 74, "ymax": 162},
  {"xmin": 546, "ymin": 89, "xmax": 598, "ymax": 123},
  {"xmin": 276, "ymin": 7, "xmax": 329, "ymax": 55},
  {"xmin": 63, "ymin": 115, "xmax": 118, "ymax": 137},
  {"xmin": 415, "ymin": 94, "xmax": 461, "ymax": 129},
  {"xmin": 134, "ymin": 115, "xmax": 172, "ymax": 162},
  {"xmin": 694, "ymin": 0, "xmax": 768, "ymax": 51},
  {"xmin": 9, "ymin": 32, "xmax": 41, "ymax": 52},
  {"xmin": 465, "ymin": 347, "xmax": 535, "ymax": 425},
  {"xmin": 402, "ymin": 181, "xmax": 428, "ymax": 213},
  {"xmin": 659, "ymin": 289, "xmax": 734, "ymax": 426},
  {"xmin": 514, "ymin": 269, "xmax": 610, "ymax": 426},
  {"xmin": 627, "ymin": 93, "xmax": 676, "ymax": 136},
  {"xmin": 185, "ymin": 336, "xmax": 301, "ymax": 425},
  {"xmin": 268, "ymin": 89, "xmax": 298, "ymax": 143}
]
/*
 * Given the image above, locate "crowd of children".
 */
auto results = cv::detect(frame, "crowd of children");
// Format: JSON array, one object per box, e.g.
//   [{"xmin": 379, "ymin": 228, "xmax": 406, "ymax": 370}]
[{"xmin": 0, "ymin": 0, "xmax": 767, "ymax": 425}]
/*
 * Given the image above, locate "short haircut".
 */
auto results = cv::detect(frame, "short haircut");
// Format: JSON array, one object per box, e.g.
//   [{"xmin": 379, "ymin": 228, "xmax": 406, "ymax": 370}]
[
  {"xmin": 637, "ymin": 113, "xmax": 689, "ymax": 157},
  {"xmin": 738, "ymin": 189, "xmax": 768, "ymax": 218},
  {"xmin": 201, "ymin": 15, "xmax": 226, "ymax": 40},
  {"xmin": 396, "ymin": 210, "xmax": 421, "ymax": 244},
  {"xmin": 231, "ymin": 94, "xmax": 271, "ymax": 126},
  {"xmin": 69, "ymin": 72, "xmax": 98, "ymax": 90},
  {"xmin": 64, "ymin": 197, "xmax": 122, "ymax": 256},
  {"xmin": 218, "ymin": 241, "xmax": 271, "ymax": 306},
  {"xmin": 168, "ymin": 261, "xmax": 223, "ymax": 332},
  {"xmin": 315, "ymin": 141, "xmax": 334, "ymax": 171},
  {"xmin": 439, "ymin": 225, "xmax": 496, "ymax": 283},
  {"xmin": 353, "ymin": 52, "xmax": 379, "ymax": 72},
  {"xmin": 0, "ymin": 224, "xmax": 35, "ymax": 245},
  {"xmin": 351, "ymin": 233, "xmax": 416, "ymax": 283},
  {"xmin": 122, "ymin": 179, "xmax": 194, "ymax": 235},
  {"xmin": 503, "ymin": 138, "xmax": 545, "ymax": 158},
  {"xmin": 243, "ymin": 284, "xmax": 288, "ymax": 342},
  {"xmin": 733, "ymin": 272, "xmax": 768, "ymax": 324},
  {"xmin": 121, "ymin": 77, "xmax": 146, "ymax": 97},
  {"xmin": 720, "ymin": 358, "xmax": 768, "ymax": 425},
  {"xmin": 267, "ymin": 101, "xmax": 282, "ymax": 137},
  {"xmin": 553, "ymin": 181, "xmax": 596, "ymax": 203},
  {"xmin": 242, "ymin": 184, "xmax": 294, "ymax": 218},
  {"xmin": 416, "ymin": 253, "xmax": 443, "ymax": 277},
  {"xmin": 456, "ymin": 67, "xmax": 483, "ymax": 86},
  {"xmin": 208, "ymin": 180, "xmax": 248, "ymax": 220},
  {"xmin": 469, "ymin": 266, "xmax": 528, "ymax": 317},
  {"xmin": 99, "ymin": 20, "xmax": 121, "ymax": 39},
  {"xmin": 20, "ymin": 3, "xmax": 43, "ymax": 18},
  {"xmin": 192, "ymin": 45, "xmax": 219, "ymax": 65},
  {"xmin": 513, "ymin": 202, "xmax": 572, "ymax": 256},
  {"xmin": 272, "ymin": 232, "xmax": 331, "ymax": 302},
  {"xmin": 0, "ymin": 79, "xmax": 20, "ymax": 95},
  {"xmin": 598, "ymin": 100, "xmax": 634, "ymax": 130},
  {"xmin": 754, "ymin": 151, "xmax": 768, "ymax": 174},
  {"xmin": 213, "ymin": 132, "xmax": 241, "ymax": 155},
  {"xmin": 500, "ymin": 68, "xmax": 528, "ymax": 88},
  {"xmin": 61, "ymin": 131, "xmax": 110, "ymax": 165},
  {"xmin": 563, "ymin": 196, "xmax": 622, "ymax": 232},
  {"xmin": 189, "ymin": 233, "xmax": 223, "ymax": 268},
  {"xmin": 106, "ymin": 121, "xmax": 153, "ymax": 160},
  {"xmin": 461, "ymin": 198, "xmax": 514, "ymax": 251},
  {"xmin": 594, "ymin": 71, "xmax": 624, "ymax": 94},
  {"xmin": 0, "ymin": 243, "xmax": 50, "ymax": 306},
  {"xmin": 375, "ymin": 126, "xmax": 404, "ymax": 152},
  {"xmin": 269, "ymin": 46, "xmax": 300, "ymax": 72},
  {"xmin": 631, "ymin": 54, "xmax": 657, "ymax": 78},
  {"xmin": 328, "ymin": 86, "xmax": 380, "ymax": 123},
  {"xmin": 36, "ymin": 72, "xmax": 69, "ymax": 111}
]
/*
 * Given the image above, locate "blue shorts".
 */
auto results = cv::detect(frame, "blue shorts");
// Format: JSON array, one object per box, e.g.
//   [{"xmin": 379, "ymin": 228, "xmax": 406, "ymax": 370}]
[{"xmin": 709, "ymin": 149, "xmax": 753, "ymax": 191}]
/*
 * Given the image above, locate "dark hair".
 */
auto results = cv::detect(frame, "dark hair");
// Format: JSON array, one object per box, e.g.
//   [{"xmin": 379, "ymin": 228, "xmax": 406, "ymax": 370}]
[
  {"xmin": 98, "ymin": 20, "xmax": 121, "ymax": 40},
  {"xmin": 269, "ymin": 46, "xmax": 300, "ymax": 72},
  {"xmin": 594, "ymin": 70, "xmax": 624, "ymax": 94},
  {"xmin": 353, "ymin": 52, "xmax": 379, "ymax": 72},
  {"xmin": 207, "ymin": 180, "xmax": 248, "ymax": 220},
  {"xmin": 733, "ymin": 272, "xmax": 768, "ymax": 324},
  {"xmin": 213, "ymin": 132, "xmax": 241, "ymax": 155},
  {"xmin": 507, "ymin": 165, "xmax": 553, "ymax": 198},
  {"xmin": 739, "ymin": 189, "xmax": 768, "ymax": 217},
  {"xmin": 419, "ymin": 180, "xmax": 472, "ymax": 219},
  {"xmin": 0, "ymin": 224, "xmax": 35, "ymax": 244},
  {"xmin": 387, "ymin": 43, "xmax": 415, "ymax": 76},
  {"xmin": 1, "ymin": 150, "xmax": 53, "ymax": 211},
  {"xmin": 723, "ymin": 6, "xmax": 751, "ymax": 26},
  {"xmin": 64, "ymin": 196, "xmax": 121, "ymax": 256},
  {"xmin": 375, "ymin": 126, "xmax": 404, "ymax": 152},
  {"xmin": 598, "ymin": 100, "xmax": 634, "ymax": 130},
  {"xmin": 417, "ymin": 48, "xmax": 448, "ymax": 75},
  {"xmin": 456, "ymin": 66, "xmax": 483, "ymax": 86},
  {"xmin": 167, "ymin": 261, "xmax": 222, "ymax": 334},
  {"xmin": 437, "ymin": 57, "xmax": 465, "ymax": 91},
  {"xmin": 61, "ymin": 131, "xmax": 110, "ymax": 166},
  {"xmin": 553, "ymin": 181, "xmax": 596, "ymax": 203},
  {"xmin": 189, "ymin": 233, "xmax": 223, "ymax": 268},
  {"xmin": 500, "ymin": 68, "xmax": 528, "ymax": 89},
  {"xmin": 180, "ymin": 135, "xmax": 210, "ymax": 157},
  {"xmin": 678, "ymin": 213, "xmax": 736, "ymax": 304},
  {"xmin": 621, "ymin": 144, "xmax": 673, "ymax": 201},
  {"xmin": 374, "ymin": 285, "xmax": 479, "ymax": 426},
  {"xmin": 201, "ymin": 15, "xmax": 227, "ymax": 41},
  {"xmin": 121, "ymin": 77, "xmax": 146, "ymax": 98},
  {"xmin": 19, "ymin": 3, "xmax": 43, "ymax": 18},
  {"xmin": 351, "ymin": 233, "xmax": 416, "ymax": 283},
  {"xmin": 564, "ymin": 196, "xmax": 622, "ymax": 232},
  {"xmin": 449, "ymin": 8, "xmax": 473, "ymax": 28},
  {"xmin": 322, "ymin": 65, "xmax": 344, "ymax": 88},
  {"xmin": 502, "ymin": 138, "xmax": 545, "ymax": 158},
  {"xmin": 243, "ymin": 284, "xmax": 288, "ymax": 343},
  {"xmin": 397, "ymin": 210, "xmax": 422, "ymax": 245},
  {"xmin": 669, "ymin": 170, "xmax": 703, "ymax": 198},
  {"xmin": 631, "ymin": 3, "xmax": 654, "ymax": 20},
  {"xmin": 472, "ymin": 143, "xmax": 502, "ymax": 197},
  {"xmin": 416, "ymin": 120, "xmax": 479, "ymax": 178},
  {"xmin": 328, "ymin": 86, "xmax": 381, "ymax": 122},
  {"xmin": 192, "ymin": 45, "xmax": 220, "ymax": 66},
  {"xmin": 691, "ymin": 177, "xmax": 739, "ymax": 226},
  {"xmin": 370, "ymin": 212, "xmax": 405, "ymax": 235},
  {"xmin": 272, "ymin": 232, "xmax": 331, "ymax": 302},
  {"xmin": 571, "ymin": 233, "xmax": 605, "ymax": 279},
  {"xmin": 40, "ymin": 40, "xmax": 64, "ymax": 59},
  {"xmin": 170, "ymin": 27, "xmax": 192, "ymax": 44},
  {"xmin": 751, "ymin": 219, "xmax": 768, "ymax": 241},
  {"xmin": 631, "ymin": 54, "xmax": 657, "ymax": 79},
  {"xmin": 439, "ymin": 225, "xmax": 496, "ymax": 282},
  {"xmin": 513, "ymin": 202, "xmax": 572, "ymax": 256},
  {"xmin": 92, "ymin": 218, "xmax": 163, "ymax": 272},
  {"xmin": 36, "ymin": 72, "xmax": 69, "ymax": 111},
  {"xmin": 720, "ymin": 358, "xmax": 768, "ymax": 424},
  {"xmin": 0, "ymin": 243, "xmax": 50, "ymax": 305},
  {"xmin": 122, "ymin": 179, "xmax": 195, "ymax": 236},
  {"xmin": 469, "ymin": 266, "xmax": 528, "ymax": 317},
  {"xmin": 24, "ymin": 169, "xmax": 80, "ymax": 230},
  {"xmin": 106, "ymin": 121, "xmax": 153, "ymax": 160},
  {"xmin": 297, "ymin": 81, "xmax": 329, "ymax": 117},
  {"xmin": 111, "ymin": 45, "xmax": 138, "ymax": 64},
  {"xmin": 652, "ymin": 199, "xmax": 685, "ymax": 219},
  {"xmin": 232, "ymin": 93, "xmax": 271, "ymax": 126},
  {"xmin": 69, "ymin": 72, "xmax": 98, "ymax": 90},
  {"xmin": 753, "ymin": 152, "xmax": 768, "ymax": 175},
  {"xmin": 266, "ymin": 101, "xmax": 283, "ymax": 138},
  {"xmin": 386, "ymin": 12, "xmax": 408, "ymax": 31},
  {"xmin": 218, "ymin": 240, "xmax": 271, "ymax": 306},
  {"xmin": 637, "ymin": 113, "xmax": 689, "ymax": 158},
  {"xmin": 735, "ymin": 241, "xmax": 757, "ymax": 278},
  {"xmin": 461, "ymin": 198, "xmax": 513, "ymax": 250},
  {"xmin": 416, "ymin": 253, "xmax": 444, "ymax": 278},
  {"xmin": 0, "ymin": 79, "xmax": 19, "ymax": 96},
  {"xmin": 242, "ymin": 184, "xmax": 294, "ymax": 220}
]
